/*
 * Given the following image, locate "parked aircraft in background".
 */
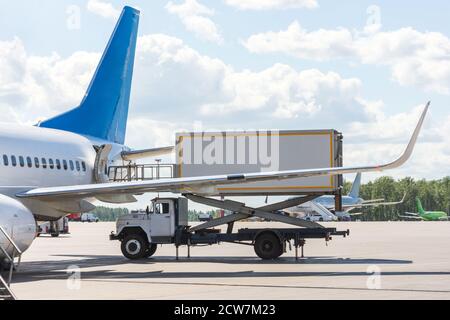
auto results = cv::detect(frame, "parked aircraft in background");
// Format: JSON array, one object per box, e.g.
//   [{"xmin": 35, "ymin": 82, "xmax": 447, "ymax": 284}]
[
  {"xmin": 399, "ymin": 198, "xmax": 448, "ymax": 221},
  {"xmin": 0, "ymin": 6, "xmax": 429, "ymax": 260},
  {"xmin": 288, "ymin": 173, "xmax": 406, "ymax": 220}
]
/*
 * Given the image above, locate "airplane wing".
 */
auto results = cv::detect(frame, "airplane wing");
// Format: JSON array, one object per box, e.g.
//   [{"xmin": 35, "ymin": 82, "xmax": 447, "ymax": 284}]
[
  {"xmin": 398, "ymin": 213, "xmax": 424, "ymax": 221},
  {"xmin": 344, "ymin": 193, "xmax": 406, "ymax": 210},
  {"xmin": 16, "ymin": 103, "xmax": 429, "ymax": 201},
  {"xmin": 121, "ymin": 146, "xmax": 174, "ymax": 160},
  {"xmin": 361, "ymin": 198, "xmax": 385, "ymax": 204},
  {"xmin": 349, "ymin": 212, "xmax": 364, "ymax": 216}
]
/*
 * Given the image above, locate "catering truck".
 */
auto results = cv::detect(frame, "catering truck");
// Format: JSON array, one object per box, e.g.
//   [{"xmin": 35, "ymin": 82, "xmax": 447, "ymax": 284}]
[
  {"xmin": 110, "ymin": 197, "xmax": 349, "ymax": 260},
  {"xmin": 109, "ymin": 129, "xmax": 347, "ymax": 260}
]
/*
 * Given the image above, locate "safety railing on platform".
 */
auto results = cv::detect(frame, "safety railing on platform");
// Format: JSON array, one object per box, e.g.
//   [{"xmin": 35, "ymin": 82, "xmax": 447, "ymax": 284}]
[{"xmin": 108, "ymin": 164, "xmax": 175, "ymax": 182}]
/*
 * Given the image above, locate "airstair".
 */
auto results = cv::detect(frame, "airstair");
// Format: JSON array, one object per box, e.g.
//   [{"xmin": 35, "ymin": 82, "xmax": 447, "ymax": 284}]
[
  {"xmin": 309, "ymin": 202, "xmax": 338, "ymax": 221},
  {"xmin": 0, "ymin": 226, "xmax": 22, "ymax": 300}
]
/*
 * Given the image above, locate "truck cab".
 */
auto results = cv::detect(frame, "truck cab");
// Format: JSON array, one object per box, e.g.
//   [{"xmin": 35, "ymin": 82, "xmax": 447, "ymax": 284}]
[{"xmin": 111, "ymin": 197, "xmax": 188, "ymax": 259}]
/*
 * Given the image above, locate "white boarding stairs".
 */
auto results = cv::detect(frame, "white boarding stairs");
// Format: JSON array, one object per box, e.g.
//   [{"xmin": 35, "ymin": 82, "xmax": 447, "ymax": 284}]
[
  {"xmin": 0, "ymin": 226, "xmax": 22, "ymax": 300},
  {"xmin": 309, "ymin": 202, "xmax": 338, "ymax": 221}
]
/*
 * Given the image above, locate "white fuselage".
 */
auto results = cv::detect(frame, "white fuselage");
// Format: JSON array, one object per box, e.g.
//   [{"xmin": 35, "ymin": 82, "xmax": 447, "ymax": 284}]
[
  {"xmin": 295, "ymin": 195, "xmax": 363, "ymax": 213},
  {"xmin": 0, "ymin": 123, "xmax": 96, "ymax": 188},
  {"xmin": 0, "ymin": 123, "xmax": 126, "ymax": 258}
]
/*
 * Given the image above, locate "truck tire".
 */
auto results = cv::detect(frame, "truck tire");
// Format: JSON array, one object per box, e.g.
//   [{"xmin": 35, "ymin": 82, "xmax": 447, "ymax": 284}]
[
  {"xmin": 144, "ymin": 244, "xmax": 158, "ymax": 258},
  {"xmin": 254, "ymin": 232, "xmax": 283, "ymax": 260},
  {"xmin": 121, "ymin": 234, "xmax": 148, "ymax": 260},
  {"xmin": 51, "ymin": 233, "xmax": 60, "ymax": 238}
]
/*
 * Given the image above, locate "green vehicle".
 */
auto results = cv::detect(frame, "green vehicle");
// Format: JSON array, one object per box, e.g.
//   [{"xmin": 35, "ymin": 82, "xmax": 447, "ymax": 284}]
[{"xmin": 399, "ymin": 198, "xmax": 448, "ymax": 221}]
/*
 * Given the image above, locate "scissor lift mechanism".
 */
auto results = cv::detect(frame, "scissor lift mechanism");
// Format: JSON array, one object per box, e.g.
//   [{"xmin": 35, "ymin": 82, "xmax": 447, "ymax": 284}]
[{"xmin": 176, "ymin": 194, "xmax": 349, "ymax": 260}]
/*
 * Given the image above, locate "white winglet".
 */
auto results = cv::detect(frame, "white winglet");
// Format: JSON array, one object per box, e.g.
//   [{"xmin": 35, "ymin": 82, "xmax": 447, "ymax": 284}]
[{"xmin": 378, "ymin": 101, "xmax": 429, "ymax": 171}]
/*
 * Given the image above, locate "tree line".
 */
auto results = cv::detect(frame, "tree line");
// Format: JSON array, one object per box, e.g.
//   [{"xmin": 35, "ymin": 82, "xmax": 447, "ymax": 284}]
[
  {"xmin": 90, "ymin": 206, "xmax": 217, "ymax": 222},
  {"xmin": 342, "ymin": 176, "xmax": 450, "ymax": 221},
  {"xmin": 90, "ymin": 206, "xmax": 129, "ymax": 222}
]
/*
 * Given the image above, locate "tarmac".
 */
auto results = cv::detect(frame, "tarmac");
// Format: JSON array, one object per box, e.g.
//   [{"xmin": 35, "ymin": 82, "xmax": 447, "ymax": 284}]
[{"xmin": 8, "ymin": 221, "xmax": 450, "ymax": 300}]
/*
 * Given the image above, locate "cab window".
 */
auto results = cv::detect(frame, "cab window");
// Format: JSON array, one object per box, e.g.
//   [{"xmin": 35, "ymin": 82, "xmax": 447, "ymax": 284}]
[
  {"xmin": 154, "ymin": 203, "xmax": 161, "ymax": 214},
  {"xmin": 162, "ymin": 203, "xmax": 170, "ymax": 214}
]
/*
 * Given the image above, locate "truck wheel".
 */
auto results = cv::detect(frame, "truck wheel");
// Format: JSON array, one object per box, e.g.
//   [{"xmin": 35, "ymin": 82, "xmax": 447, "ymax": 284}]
[
  {"xmin": 121, "ymin": 234, "xmax": 148, "ymax": 260},
  {"xmin": 254, "ymin": 232, "xmax": 283, "ymax": 260},
  {"xmin": 51, "ymin": 233, "xmax": 60, "ymax": 238},
  {"xmin": 144, "ymin": 244, "xmax": 158, "ymax": 258}
]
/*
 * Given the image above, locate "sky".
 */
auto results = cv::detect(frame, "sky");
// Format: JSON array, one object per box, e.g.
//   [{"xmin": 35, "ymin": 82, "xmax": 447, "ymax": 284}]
[{"xmin": 0, "ymin": 0, "xmax": 449, "ymax": 209}]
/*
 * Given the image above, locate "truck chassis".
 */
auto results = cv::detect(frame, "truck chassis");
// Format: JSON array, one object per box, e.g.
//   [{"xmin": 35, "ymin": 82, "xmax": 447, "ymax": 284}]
[{"xmin": 110, "ymin": 194, "xmax": 349, "ymax": 260}]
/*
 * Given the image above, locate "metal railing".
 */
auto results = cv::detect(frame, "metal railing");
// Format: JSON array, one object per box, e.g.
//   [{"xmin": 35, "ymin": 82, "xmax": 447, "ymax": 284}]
[
  {"xmin": 108, "ymin": 164, "xmax": 175, "ymax": 182},
  {"xmin": 0, "ymin": 225, "xmax": 22, "ymax": 287},
  {"xmin": 0, "ymin": 273, "xmax": 16, "ymax": 300}
]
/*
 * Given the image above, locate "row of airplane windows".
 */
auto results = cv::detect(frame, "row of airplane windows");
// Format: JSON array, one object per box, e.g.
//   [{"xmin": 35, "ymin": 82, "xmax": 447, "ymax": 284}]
[{"xmin": 2, "ymin": 155, "xmax": 87, "ymax": 172}]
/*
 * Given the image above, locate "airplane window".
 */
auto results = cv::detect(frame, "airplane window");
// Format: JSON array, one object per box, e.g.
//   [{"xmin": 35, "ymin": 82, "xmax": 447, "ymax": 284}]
[
  {"xmin": 26, "ymin": 157, "xmax": 32, "ymax": 168},
  {"xmin": 3, "ymin": 155, "xmax": 8, "ymax": 166},
  {"xmin": 19, "ymin": 156, "xmax": 25, "ymax": 167},
  {"xmin": 34, "ymin": 157, "xmax": 40, "ymax": 168},
  {"xmin": 56, "ymin": 159, "xmax": 61, "ymax": 170},
  {"xmin": 82, "ymin": 161, "xmax": 86, "ymax": 172},
  {"xmin": 11, "ymin": 156, "xmax": 17, "ymax": 167},
  {"xmin": 69, "ymin": 160, "xmax": 74, "ymax": 171},
  {"xmin": 76, "ymin": 161, "xmax": 80, "ymax": 171},
  {"xmin": 49, "ymin": 159, "xmax": 54, "ymax": 169},
  {"xmin": 41, "ymin": 158, "xmax": 47, "ymax": 169},
  {"xmin": 63, "ymin": 160, "xmax": 68, "ymax": 170}
]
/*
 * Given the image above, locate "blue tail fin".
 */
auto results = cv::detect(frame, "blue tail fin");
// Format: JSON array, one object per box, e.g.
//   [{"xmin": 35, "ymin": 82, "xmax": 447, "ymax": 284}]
[
  {"xmin": 39, "ymin": 6, "xmax": 139, "ymax": 144},
  {"xmin": 348, "ymin": 173, "xmax": 361, "ymax": 198}
]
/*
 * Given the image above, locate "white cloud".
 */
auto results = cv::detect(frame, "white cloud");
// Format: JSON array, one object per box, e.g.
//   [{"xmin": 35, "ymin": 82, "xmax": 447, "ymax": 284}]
[
  {"xmin": 166, "ymin": 0, "xmax": 223, "ymax": 44},
  {"xmin": 1, "ymin": 34, "xmax": 448, "ymax": 180},
  {"xmin": 224, "ymin": 0, "xmax": 318, "ymax": 10},
  {"xmin": 87, "ymin": 0, "xmax": 120, "ymax": 20},
  {"xmin": 244, "ymin": 22, "xmax": 450, "ymax": 94},
  {"xmin": 0, "ymin": 37, "xmax": 99, "ymax": 124},
  {"xmin": 133, "ymin": 34, "xmax": 375, "ymax": 126}
]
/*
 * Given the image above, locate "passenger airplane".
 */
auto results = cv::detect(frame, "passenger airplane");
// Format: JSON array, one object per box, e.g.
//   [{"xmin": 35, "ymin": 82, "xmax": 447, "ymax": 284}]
[
  {"xmin": 0, "ymin": 6, "xmax": 429, "ymax": 260},
  {"xmin": 399, "ymin": 198, "xmax": 448, "ymax": 221},
  {"xmin": 287, "ymin": 173, "xmax": 406, "ymax": 220}
]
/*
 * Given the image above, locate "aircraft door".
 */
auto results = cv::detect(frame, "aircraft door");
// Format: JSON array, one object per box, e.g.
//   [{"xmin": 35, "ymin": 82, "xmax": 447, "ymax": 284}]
[{"xmin": 94, "ymin": 144, "xmax": 112, "ymax": 183}]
